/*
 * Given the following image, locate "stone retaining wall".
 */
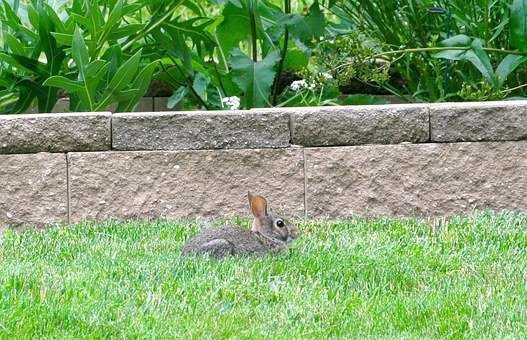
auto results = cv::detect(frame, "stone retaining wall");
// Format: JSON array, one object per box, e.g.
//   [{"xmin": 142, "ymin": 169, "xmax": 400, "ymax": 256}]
[{"xmin": 1, "ymin": 101, "xmax": 526, "ymax": 228}]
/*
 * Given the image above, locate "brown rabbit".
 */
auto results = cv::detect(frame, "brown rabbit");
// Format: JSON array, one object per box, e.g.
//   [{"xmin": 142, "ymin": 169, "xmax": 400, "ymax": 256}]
[{"xmin": 181, "ymin": 193, "xmax": 299, "ymax": 258}]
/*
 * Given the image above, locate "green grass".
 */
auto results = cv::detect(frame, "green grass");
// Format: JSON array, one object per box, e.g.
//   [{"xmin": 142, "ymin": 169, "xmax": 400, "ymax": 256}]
[{"xmin": 0, "ymin": 212, "xmax": 526, "ymax": 338}]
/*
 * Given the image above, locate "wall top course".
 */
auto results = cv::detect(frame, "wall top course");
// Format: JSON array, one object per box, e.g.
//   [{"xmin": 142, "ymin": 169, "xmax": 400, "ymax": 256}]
[
  {"xmin": 430, "ymin": 100, "xmax": 527, "ymax": 142},
  {"xmin": 1, "ymin": 100, "xmax": 527, "ymax": 155},
  {"xmin": 429, "ymin": 99, "xmax": 527, "ymax": 110},
  {"xmin": 0, "ymin": 112, "xmax": 111, "ymax": 154},
  {"xmin": 112, "ymin": 109, "xmax": 291, "ymax": 151},
  {"xmin": 0, "ymin": 111, "xmax": 111, "ymax": 120}
]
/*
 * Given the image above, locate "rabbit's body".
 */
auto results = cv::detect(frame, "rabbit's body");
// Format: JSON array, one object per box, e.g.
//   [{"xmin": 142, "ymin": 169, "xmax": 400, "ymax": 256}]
[
  {"xmin": 181, "ymin": 226, "xmax": 287, "ymax": 258},
  {"xmin": 181, "ymin": 193, "xmax": 298, "ymax": 259}
]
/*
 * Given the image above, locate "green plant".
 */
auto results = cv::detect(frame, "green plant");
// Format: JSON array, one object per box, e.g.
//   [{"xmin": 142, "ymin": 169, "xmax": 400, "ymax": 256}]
[
  {"xmin": 433, "ymin": 35, "xmax": 527, "ymax": 100},
  {"xmin": 158, "ymin": 0, "xmax": 332, "ymax": 110},
  {"xmin": 0, "ymin": 1, "xmax": 67, "ymax": 113},
  {"xmin": 44, "ymin": 28, "xmax": 158, "ymax": 112},
  {"xmin": 314, "ymin": 34, "xmax": 390, "ymax": 88},
  {"xmin": 331, "ymin": 0, "xmax": 527, "ymax": 102},
  {"xmin": 0, "ymin": 0, "xmax": 164, "ymax": 114}
]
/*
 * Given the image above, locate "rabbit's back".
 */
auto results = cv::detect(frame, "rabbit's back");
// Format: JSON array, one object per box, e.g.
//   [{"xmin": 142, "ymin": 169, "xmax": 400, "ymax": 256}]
[{"xmin": 181, "ymin": 226, "xmax": 269, "ymax": 257}]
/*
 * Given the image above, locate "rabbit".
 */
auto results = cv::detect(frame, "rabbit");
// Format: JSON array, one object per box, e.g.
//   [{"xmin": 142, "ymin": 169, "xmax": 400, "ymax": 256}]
[{"xmin": 181, "ymin": 192, "xmax": 299, "ymax": 258}]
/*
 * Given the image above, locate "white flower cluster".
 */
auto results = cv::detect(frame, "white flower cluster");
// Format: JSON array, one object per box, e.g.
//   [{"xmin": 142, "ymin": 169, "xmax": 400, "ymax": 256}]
[
  {"xmin": 321, "ymin": 72, "xmax": 333, "ymax": 80},
  {"xmin": 222, "ymin": 96, "xmax": 240, "ymax": 110},
  {"xmin": 290, "ymin": 80, "xmax": 316, "ymax": 92}
]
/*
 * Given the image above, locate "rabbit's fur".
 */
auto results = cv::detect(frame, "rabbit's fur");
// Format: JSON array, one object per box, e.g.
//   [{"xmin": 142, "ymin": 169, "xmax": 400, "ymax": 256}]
[{"xmin": 181, "ymin": 193, "xmax": 299, "ymax": 258}]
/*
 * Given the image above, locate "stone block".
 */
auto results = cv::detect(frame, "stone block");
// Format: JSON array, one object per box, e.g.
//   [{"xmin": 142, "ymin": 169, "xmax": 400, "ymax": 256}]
[
  {"xmin": 0, "ymin": 112, "xmax": 111, "ymax": 154},
  {"xmin": 288, "ymin": 104, "xmax": 429, "ymax": 147},
  {"xmin": 112, "ymin": 111, "xmax": 290, "ymax": 150},
  {"xmin": 430, "ymin": 100, "xmax": 527, "ymax": 142},
  {"xmin": 0, "ymin": 153, "xmax": 68, "ymax": 229},
  {"xmin": 305, "ymin": 142, "xmax": 527, "ymax": 218},
  {"xmin": 154, "ymin": 97, "xmax": 171, "ymax": 112},
  {"xmin": 134, "ymin": 97, "xmax": 154, "ymax": 112},
  {"xmin": 68, "ymin": 148, "xmax": 305, "ymax": 222}
]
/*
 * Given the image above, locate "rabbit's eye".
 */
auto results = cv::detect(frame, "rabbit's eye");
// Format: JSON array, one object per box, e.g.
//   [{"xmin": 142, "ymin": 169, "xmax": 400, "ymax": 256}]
[{"xmin": 275, "ymin": 220, "xmax": 285, "ymax": 228}]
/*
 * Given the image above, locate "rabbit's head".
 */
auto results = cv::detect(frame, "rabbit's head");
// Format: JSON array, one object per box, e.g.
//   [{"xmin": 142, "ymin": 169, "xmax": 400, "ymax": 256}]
[{"xmin": 248, "ymin": 192, "xmax": 299, "ymax": 243}]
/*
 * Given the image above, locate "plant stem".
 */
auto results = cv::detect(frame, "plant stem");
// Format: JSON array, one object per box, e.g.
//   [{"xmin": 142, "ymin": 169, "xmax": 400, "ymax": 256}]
[
  {"xmin": 275, "ymin": 91, "xmax": 302, "ymax": 107},
  {"xmin": 214, "ymin": 33, "xmax": 229, "ymax": 73},
  {"xmin": 212, "ymin": 62, "xmax": 227, "ymax": 96},
  {"xmin": 248, "ymin": 0, "xmax": 258, "ymax": 62},
  {"xmin": 373, "ymin": 46, "xmax": 527, "ymax": 59},
  {"xmin": 500, "ymin": 83, "xmax": 527, "ymax": 94},
  {"xmin": 272, "ymin": 0, "xmax": 291, "ymax": 106}
]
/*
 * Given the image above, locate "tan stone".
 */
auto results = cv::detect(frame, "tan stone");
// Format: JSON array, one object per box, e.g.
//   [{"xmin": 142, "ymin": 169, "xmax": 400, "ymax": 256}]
[
  {"xmin": 430, "ymin": 101, "xmax": 527, "ymax": 142},
  {"xmin": 305, "ymin": 142, "xmax": 527, "ymax": 218},
  {"xmin": 52, "ymin": 98, "xmax": 70, "ymax": 113},
  {"xmin": 134, "ymin": 97, "xmax": 154, "ymax": 112},
  {"xmin": 0, "ymin": 112, "xmax": 111, "ymax": 154},
  {"xmin": 50, "ymin": 97, "xmax": 153, "ymax": 113},
  {"xmin": 112, "ymin": 111, "xmax": 290, "ymax": 150},
  {"xmin": 68, "ymin": 148, "xmax": 305, "ymax": 222},
  {"xmin": 154, "ymin": 97, "xmax": 171, "ymax": 111},
  {"xmin": 0, "ymin": 153, "xmax": 68, "ymax": 229},
  {"xmin": 283, "ymin": 104, "xmax": 429, "ymax": 147}
]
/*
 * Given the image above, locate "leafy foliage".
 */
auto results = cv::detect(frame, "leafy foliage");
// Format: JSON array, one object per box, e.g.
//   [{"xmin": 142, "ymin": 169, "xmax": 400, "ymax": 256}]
[
  {"xmin": 332, "ymin": 0, "xmax": 527, "ymax": 102},
  {"xmin": 2, "ymin": 0, "xmax": 527, "ymax": 112}
]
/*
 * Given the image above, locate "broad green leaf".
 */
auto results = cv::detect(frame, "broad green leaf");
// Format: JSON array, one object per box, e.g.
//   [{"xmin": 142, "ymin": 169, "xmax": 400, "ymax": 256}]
[
  {"xmin": 490, "ymin": 17, "xmax": 509, "ymax": 44},
  {"xmin": 216, "ymin": 3, "xmax": 251, "ymax": 57},
  {"xmin": 303, "ymin": 1, "xmax": 325, "ymax": 38},
  {"xmin": 85, "ymin": 1, "xmax": 104, "ymax": 42},
  {"xmin": 1, "ymin": 0, "xmax": 22, "ymax": 29},
  {"xmin": 283, "ymin": 49, "xmax": 309, "ymax": 71},
  {"xmin": 435, "ymin": 39, "xmax": 497, "ymax": 88},
  {"xmin": 511, "ymin": 0, "xmax": 527, "ymax": 51},
  {"xmin": 85, "ymin": 60, "xmax": 109, "ymax": 94},
  {"xmin": 434, "ymin": 49, "xmax": 466, "ymax": 60},
  {"xmin": 27, "ymin": 4, "xmax": 39, "ymax": 29},
  {"xmin": 0, "ymin": 89, "xmax": 18, "ymax": 113},
  {"xmin": 42, "ymin": 3, "xmax": 66, "ymax": 33},
  {"xmin": 105, "ymin": 0, "xmax": 123, "ymax": 35},
  {"xmin": 4, "ymin": 33, "xmax": 26, "ymax": 55},
  {"xmin": 230, "ymin": 48, "xmax": 280, "ymax": 108},
  {"xmin": 114, "ymin": 88, "xmax": 139, "ymax": 102},
  {"xmin": 117, "ymin": 60, "xmax": 159, "ymax": 112},
  {"xmin": 439, "ymin": 34, "xmax": 472, "ymax": 47},
  {"xmin": 15, "ymin": 79, "xmax": 52, "ymax": 113},
  {"xmin": 0, "ymin": 53, "xmax": 47, "ymax": 74},
  {"xmin": 496, "ymin": 55, "xmax": 527, "ymax": 87},
  {"xmin": 121, "ymin": 0, "xmax": 186, "ymax": 51},
  {"xmin": 288, "ymin": 1, "xmax": 325, "ymax": 47},
  {"xmin": 108, "ymin": 24, "xmax": 145, "ymax": 41},
  {"xmin": 168, "ymin": 86, "xmax": 188, "ymax": 109},
  {"xmin": 97, "ymin": 0, "xmax": 123, "ymax": 57},
  {"xmin": 192, "ymin": 72, "xmax": 210, "ymax": 101},
  {"xmin": 466, "ymin": 39, "xmax": 497, "ymax": 87},
  {"xmin": 108, "ymin": 50, "xmax": 142, "ymax": 92},
  {"xmin": 11, "ymin": 85, "xmax": 35, "ymax": 114},
  {"xmin": 36, "ymin": 3, "xmax": 65, "ymax": 112},
  {"xmin": 72, "ymin": 26, "xmax": 89, "ymax": 79},
  {"xmin": 72, "ymin": 27, "xmax": 93, "ymax": 110},
  {"xmin": 43, "ymin": 76, "xmax": 83, "ymax": 92}
]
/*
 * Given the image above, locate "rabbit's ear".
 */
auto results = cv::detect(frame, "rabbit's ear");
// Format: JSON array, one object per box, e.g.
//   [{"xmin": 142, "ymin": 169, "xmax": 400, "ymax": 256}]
[{"xmin": 248, "ymin": 192, "xmax": 268, "ymax": 218}]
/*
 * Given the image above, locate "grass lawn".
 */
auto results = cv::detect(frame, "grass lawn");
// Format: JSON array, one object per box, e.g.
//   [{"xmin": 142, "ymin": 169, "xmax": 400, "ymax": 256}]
[{"xmin": 0, "ymin": 212, "xmax": 526, "ymax": 338}]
